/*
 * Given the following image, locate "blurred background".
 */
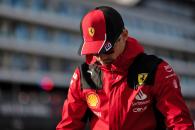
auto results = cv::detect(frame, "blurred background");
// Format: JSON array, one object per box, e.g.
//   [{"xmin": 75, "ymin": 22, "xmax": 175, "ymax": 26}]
[{"xmin": 0, "ymin": 0, "xmax": 195, "ymax": 130}]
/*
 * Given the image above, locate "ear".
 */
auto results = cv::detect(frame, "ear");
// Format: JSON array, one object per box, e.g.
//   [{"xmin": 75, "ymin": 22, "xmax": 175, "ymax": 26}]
[{"xmin": 122, "ymin": 28, "xmax": 128, "ymax": 41}]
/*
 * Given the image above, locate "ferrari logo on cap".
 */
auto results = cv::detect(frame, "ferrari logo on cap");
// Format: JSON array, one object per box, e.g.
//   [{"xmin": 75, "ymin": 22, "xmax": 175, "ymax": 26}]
[
  {"xmin": 88, "ymin": 27, "xmax": 95, "ymax": 37},
  {"xmin": 86, "ymin": 92, "xmax": 99, "ymax": 108},
  {"xmin": 138, "ymin": 73, "xmax": 148, "ymax": 85}
]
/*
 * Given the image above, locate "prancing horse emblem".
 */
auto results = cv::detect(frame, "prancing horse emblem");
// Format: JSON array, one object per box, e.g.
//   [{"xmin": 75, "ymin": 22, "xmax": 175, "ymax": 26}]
[
  {"xmin": 88, "ymin": 27, "xmax": 95, "ymax": 37},
  {"xmin": 138, "ymin": 73, "xmax": 148, "ymax": 85}
]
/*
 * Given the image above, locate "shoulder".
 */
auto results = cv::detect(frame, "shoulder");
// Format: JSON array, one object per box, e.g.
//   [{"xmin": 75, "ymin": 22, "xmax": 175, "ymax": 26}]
[
  {"xmin": 67, "ymin": 66, "xmax": 86, "ymax": 100},
  {"xmin": 156, "ymin": 60, "xmax": 178, "ymax": 81},
  {"xmin": 69, "ymin": 67, "xmax": 81, "ymax": 91},
  {"xmin": 154, "ymin": 59, "xmax": 181, "ymax": 91}
]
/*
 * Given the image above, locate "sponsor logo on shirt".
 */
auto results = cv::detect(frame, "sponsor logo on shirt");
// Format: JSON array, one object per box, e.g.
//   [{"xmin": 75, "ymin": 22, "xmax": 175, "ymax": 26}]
[
  {"xmin": 135, "ymin": 90, "xmax": 147, "ymax": 101},
  {"xmin": 133, "ymin": 106, "xmax": 147, "ymax": 112},
  {"xmin": 138, "ymin": 73, "xmax": 148, "ymax": 85},
  {"xmin": 70, "ymin": 72, "xmax": 78, "ymax": 85},
  {"xmin": 164, "ymin": 65, "xmax": 173, "ymax": 73},
  {"xmin": 173, "ymin": 79, "xmax": 179, "ymax": 89},
  {"xmin": 164, "ymin": 65, "xmax": 177, "ymax": 79},
  {"xmin": 86, "ymin": 92, "xmax": 100, "ymax": 108},
  {"xmin": 132, "ymin": 100, "xmax": 151, "ymax": 106},
  {"xmin": 132, "ymin": 90, "xmax": 150, "ymax": 113}
]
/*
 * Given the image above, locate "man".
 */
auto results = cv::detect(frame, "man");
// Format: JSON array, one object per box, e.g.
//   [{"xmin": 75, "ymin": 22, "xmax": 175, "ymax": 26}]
[{"xmin": 56, "ymin": 6, "xmax": 194, "ymax": 130}]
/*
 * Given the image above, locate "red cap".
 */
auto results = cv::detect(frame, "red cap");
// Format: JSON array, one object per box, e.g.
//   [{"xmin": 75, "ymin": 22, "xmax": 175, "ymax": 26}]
[
  {"xmin": 81, "ymin": 10, "xmax": 107, "ymax": 55},
  {"xmin": 79, "ymin": 6, "xmax": 124, "ymax": 55}
]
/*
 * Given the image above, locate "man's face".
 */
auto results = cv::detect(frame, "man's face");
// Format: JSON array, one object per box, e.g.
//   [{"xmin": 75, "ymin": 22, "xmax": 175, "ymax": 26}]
[{"xmin": 94, "ymin": 29, "xmax": 128, "ymax": 65}]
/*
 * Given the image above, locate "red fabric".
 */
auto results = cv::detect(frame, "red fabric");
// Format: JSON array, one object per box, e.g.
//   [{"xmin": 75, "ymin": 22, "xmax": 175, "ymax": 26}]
[{"xmin": 56, "ymin": 37, "xmax": 194, "ymax": 130}]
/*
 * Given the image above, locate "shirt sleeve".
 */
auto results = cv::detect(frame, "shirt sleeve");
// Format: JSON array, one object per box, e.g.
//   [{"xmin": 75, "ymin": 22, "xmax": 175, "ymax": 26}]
[
  {"xmin": 153, "ymin": 61, "xmax": 194, "ymax": 130},
  {"xmin": 56, "ymin": 67, "xmax": 88, "ymax": 130}
]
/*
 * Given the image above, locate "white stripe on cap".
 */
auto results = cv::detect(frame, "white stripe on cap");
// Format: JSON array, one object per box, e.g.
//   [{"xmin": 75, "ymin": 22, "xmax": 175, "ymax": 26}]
[
  {"xmin": 98, "ymin": 33, "xmax": 107, "ymax": 54},
  {"xmin": 80, "ymin": 37, "xmax": 86, "ymax": 55}
]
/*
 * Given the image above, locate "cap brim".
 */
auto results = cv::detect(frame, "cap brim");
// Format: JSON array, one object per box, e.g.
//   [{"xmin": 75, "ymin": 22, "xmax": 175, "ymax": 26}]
[{"xmin": 80, "ymin": 40, "xmax": 105, "ymax": 55}]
